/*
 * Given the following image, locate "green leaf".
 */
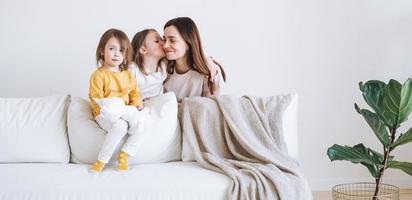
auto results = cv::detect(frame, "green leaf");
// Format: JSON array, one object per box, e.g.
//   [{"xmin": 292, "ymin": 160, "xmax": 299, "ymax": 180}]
[
  {"xmin": 364, "ymin": 163, "xmax": 379, "ymax": 178},
  {"xmin": 381, "ymin": 80, "xmax": 402, "ymax": 128},
  {"xmin": 368, "ymin": 147, "xmax": 394, "ymax": 163},
  {"xmin": 327, "ymin": 144, "xmax": 382, "ymax": 177},
  {"xmin": 387, "ymin": 160, "xmax": 412, "ymax": 176},
  {"xmin": 360, "ymin": 79, "xmax": 412, "ymax": 129},
  {"xmin": 399, "ymin": 78, "xmax": 412, "ymax": 124},
  {"xmin": 353, "ymin": 144, "xmax": 382, "ymax": 178},
  {"xmin": 391, "ymin": 127, "xmax": 412, "ymax": 148},
  {"xmin": 359, "ymin": 81, "xmax": 390, "ymax": 127},
  {"xmin": 380, "ymin": 79, "xmax": 412, "ymax": 128},
  {"xmin": 355, "ymin": 104, "xmax": 390, "ymax": 147}
]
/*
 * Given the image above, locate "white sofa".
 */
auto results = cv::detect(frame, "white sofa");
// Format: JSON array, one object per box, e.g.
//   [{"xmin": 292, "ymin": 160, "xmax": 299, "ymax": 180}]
[{"xmin": 0, "ymin": 93, "xmax": 299, "ymax": 200}]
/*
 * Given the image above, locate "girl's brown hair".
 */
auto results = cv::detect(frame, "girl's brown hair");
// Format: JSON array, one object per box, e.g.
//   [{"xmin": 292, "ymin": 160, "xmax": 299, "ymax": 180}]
[
  {"xmin": 130, "ymin": 29, "xmax": 157, "ymax": 75},
  {"xmin": 95, "ymin": 28, "xmax": 133, "ymax": 71},
  {"xmin": 164, "ymin": 17, "xmax": 226, "ymax": 94}
]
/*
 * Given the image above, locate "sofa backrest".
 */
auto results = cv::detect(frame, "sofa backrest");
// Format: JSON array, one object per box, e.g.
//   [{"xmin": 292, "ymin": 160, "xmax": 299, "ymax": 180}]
[
  {"xmin": 283, "ymin": 94, "xmax": 299, "ymax": 160},
  {"xmin": 0, "ymin": 93, "xmax": 299, "ymax": 164}
]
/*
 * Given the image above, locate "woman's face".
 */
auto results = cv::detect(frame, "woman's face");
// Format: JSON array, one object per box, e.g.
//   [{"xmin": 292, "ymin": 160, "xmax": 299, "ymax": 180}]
[
  {"xmin": 163, "ymin": 25, "xmax": 189, "ymax": 61},
  {"xmin": 143, "ymin": 31, "xmax": 165, "ymax": 59}
]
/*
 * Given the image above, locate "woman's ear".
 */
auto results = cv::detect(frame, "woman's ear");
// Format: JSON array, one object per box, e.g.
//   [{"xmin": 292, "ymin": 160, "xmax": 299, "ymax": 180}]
[
  {"xmin": 138, "ymin": 47, "xmax": 147, "ymax": 54},
  {"xmin": 185, "ymin": 43, "xmax": 189, "ymax": 51}
]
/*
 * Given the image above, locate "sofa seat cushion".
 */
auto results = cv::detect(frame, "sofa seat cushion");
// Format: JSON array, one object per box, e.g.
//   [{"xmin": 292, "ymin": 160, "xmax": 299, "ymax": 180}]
[{"xmin": 0, "ymin": 162, "xmax": 231, "ymax": 200}]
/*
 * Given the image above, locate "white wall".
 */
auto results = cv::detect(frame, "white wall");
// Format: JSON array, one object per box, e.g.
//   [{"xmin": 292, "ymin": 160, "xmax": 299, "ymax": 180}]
[{"xmin": 1, "ymin": 0, "xmax": 411, "ymax": 191}]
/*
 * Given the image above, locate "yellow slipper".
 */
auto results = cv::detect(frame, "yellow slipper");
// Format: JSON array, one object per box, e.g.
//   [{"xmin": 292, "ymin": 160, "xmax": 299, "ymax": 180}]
[
  {"xmin": 90, "ymin": 160, "xmax": 105, "ymax": 173},
  {"xmin": 117, "ymin": 151, "xmax": 129, "ymax": 171}
]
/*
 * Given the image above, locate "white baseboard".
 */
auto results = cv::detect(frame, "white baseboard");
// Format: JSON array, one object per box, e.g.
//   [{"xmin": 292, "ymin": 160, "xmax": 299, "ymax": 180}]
[{"xmin": 310, "ymin": 177, "xmax": 412, "ymax": 191}]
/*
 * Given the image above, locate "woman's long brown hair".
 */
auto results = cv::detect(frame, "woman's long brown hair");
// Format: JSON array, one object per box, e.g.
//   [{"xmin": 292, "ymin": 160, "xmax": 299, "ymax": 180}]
[{"xmin": 164, "ymin": 17, "xmax": 226, "ymax": 94}]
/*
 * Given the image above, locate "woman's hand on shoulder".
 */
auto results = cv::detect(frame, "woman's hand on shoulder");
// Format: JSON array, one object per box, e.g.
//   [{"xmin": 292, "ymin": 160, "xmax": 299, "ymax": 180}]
[{"xmin": 206, "ymin": 56, "xmax": 219, "ymax": 83}]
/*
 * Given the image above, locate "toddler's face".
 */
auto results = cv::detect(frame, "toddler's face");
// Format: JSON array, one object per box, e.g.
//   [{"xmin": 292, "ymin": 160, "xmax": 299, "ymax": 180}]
[
  {"xmin": 103, "ymin": 37, "xmax": 124, "ymax": 68},
  {"xmin": 144, "ymin": 31, "xmax": 165, "ymax": 59},
  {"xmin": 163, "ymin": 26, "xmax": 189, "ymax": 61}
]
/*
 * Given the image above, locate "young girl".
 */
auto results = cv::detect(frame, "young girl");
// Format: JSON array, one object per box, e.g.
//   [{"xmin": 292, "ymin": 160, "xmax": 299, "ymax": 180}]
[
  {"xmin": 89, "ymin": 28, "xmax": 144, "ymax": 172},
  {"xmin": 129, "ymin": 29, "xmax": 167, "ymax": 100},
  {"xmin": 162, "ymin": 17, "xmax": 226, "ymax": 102}
]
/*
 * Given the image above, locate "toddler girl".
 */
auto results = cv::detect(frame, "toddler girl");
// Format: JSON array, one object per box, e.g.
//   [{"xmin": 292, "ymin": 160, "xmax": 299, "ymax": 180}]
[{"xmin": 89, "ymin": 28, "xmax": 144, "ymax": 172}]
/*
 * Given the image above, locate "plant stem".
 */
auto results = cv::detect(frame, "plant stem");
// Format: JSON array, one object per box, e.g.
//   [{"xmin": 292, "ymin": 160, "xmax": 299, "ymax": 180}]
[{"xmin": 372, "ymin": 128, "xmax": 397, "ymax": 200}]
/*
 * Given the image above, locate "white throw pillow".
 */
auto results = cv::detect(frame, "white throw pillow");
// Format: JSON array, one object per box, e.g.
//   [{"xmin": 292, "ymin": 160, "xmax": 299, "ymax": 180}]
[
  {"xmin": 0, "ymin": 95, "xmax": 71, "ymax": 163},
  {"xmin": 67, "ymin": 92, "xmax": 181, "ymax": 165}
]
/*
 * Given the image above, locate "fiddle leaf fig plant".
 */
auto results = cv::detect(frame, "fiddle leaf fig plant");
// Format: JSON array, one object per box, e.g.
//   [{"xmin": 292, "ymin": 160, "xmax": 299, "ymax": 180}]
[{"xmin": 327, "ymin": 78, "xmax": 412, "ymax": 199}]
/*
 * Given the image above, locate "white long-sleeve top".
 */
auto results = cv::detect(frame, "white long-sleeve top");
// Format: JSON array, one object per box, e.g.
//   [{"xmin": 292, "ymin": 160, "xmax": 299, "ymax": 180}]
[{"xmin": 128, "ymin": 60, "xmax": 168, "ymax": 100}]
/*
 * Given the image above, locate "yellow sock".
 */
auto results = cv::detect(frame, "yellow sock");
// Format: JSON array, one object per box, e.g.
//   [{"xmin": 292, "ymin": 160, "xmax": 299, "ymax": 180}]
[
  {"xmin": 90, "ymin": 160, "xmax": 105, "ymax": 173},
  {"xmin": 117, "ymin": 151, "xmax": 129, "ymax": 171}
]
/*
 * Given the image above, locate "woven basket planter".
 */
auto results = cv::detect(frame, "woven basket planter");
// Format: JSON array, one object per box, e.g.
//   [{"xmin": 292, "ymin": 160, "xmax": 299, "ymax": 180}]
[{"xmin": 332, "ymin": 182, "xmax": 400, "ymax": 200}]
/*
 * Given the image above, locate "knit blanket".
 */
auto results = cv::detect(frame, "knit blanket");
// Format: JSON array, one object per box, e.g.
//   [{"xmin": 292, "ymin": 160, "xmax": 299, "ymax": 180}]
[{"xmin": 180, "ymin": 95, "xmax": 312, "ymax": 200}]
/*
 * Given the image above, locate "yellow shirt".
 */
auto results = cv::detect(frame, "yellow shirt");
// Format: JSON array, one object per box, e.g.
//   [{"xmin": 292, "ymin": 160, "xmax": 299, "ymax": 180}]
[{"xmin": 89, "ymin": 68, "xmax": 143, "ymax": 118}]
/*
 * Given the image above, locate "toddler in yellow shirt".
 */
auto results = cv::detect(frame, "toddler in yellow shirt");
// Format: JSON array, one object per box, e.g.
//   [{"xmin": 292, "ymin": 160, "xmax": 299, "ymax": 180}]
[{"xmin": 89, "ymin": 28, "xmax": 144, "ymax": 172}]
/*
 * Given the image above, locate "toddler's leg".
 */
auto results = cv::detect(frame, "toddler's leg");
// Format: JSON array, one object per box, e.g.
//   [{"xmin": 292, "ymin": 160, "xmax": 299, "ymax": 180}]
[
  {"xmin": 121, "ymin": 131, "xmax": 148, "ymax": 157},
  {"xmin": 121, "ymin": 107, "xmax": 149, "ymax": 135},
  {"xmin": 91, "ymin": 116, "xmax": 128, "ymax": 172},
  {"xmin": 117, "ymin": 126, "xmax": 150, "ymax": 170}
]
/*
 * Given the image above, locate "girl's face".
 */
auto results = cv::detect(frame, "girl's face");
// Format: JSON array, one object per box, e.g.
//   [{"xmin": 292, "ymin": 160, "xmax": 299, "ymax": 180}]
[
  {"xmin": 143, "ymin": 31, "xmax": 165, "ymax": 59},
  {"xmin": 163, "ymin": 26, "xmax": 189, "ymax": 61},
  {"xmin": 103, "ymin": 37, "xmax": 124, "ymax": 68}
]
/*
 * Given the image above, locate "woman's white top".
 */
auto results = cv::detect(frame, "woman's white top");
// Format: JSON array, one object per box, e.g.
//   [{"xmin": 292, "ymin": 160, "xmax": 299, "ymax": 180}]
[
  {"xmin": 164, "ymin": 69, "xmax": 225, "ymax": 102},
  {"xmin": 129, "ymin": 60, "xmax": 167, "ymax": 100}
]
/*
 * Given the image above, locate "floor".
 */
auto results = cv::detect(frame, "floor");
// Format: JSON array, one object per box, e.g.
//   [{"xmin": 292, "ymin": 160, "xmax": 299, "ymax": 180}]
[{"xmin": 313, "ymin": 189, "xmax": 412, "ymax": 200}]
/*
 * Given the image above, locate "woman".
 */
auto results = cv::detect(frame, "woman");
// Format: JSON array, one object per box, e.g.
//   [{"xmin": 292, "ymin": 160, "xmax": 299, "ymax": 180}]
[{"xmin": 162, "ymin": 17, "xmax": 226, "ymax": 102}]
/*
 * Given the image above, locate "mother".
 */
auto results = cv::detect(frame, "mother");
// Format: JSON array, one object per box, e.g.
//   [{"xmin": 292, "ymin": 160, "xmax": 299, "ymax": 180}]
[{"xmin": 162, "ymin": 17, "xmax": 226, "ymax": 102}]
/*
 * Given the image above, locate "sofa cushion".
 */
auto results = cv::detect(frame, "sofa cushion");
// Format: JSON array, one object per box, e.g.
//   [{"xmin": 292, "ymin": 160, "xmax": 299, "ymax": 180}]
[
  {"xmin": 0, "ymin": 162, "xmax": 230, "ymax": 200},
  {"xmin": 67, "ymin": 92, "xmax": 181, "ymax": 165},
  {"xmin": 0, "ymin": 95, "xmax": 71, "ymax": 163}
]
